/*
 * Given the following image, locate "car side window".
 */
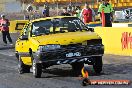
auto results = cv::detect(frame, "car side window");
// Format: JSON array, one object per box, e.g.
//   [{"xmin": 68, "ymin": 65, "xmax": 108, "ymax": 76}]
[{"xmin": 32, "ymin": 19, "xmax": 52, "ymax": 36}]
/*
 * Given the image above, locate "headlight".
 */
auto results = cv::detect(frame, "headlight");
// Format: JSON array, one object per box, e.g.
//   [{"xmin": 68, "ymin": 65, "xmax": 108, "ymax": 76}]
[{"xmin": 38, "ymin": 45, "xmax": 61, "ymax": 51}]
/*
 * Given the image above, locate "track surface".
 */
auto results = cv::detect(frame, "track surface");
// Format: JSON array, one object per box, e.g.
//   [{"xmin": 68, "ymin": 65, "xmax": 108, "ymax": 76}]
[{"xmin": 0, "ymin": 33, "xmax": 131, "ymax": 88}]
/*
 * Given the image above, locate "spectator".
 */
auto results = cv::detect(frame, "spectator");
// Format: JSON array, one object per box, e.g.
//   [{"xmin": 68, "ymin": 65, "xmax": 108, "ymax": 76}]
[
  {"xmin": 98, "ymin": 0, "xmax": 114, "ymax": 27},
  {"xmin": 89, "ymin": 4, "xmax": 96, "ymax": 22},
  {"xmin": 0, "ymin": 14, "xmax": 13, "ymax": 46},
  {"xmin": 73, "ymin": 6, "xmax": 82, "ymax": 18},
  {"xmin": 67, "ymin": 2, "xmax": 73, "ymax": 13},
  {"xmin": 42, "ymin": 5, "xmax": 47, "ymax": 17},
  {"xmin": 61, "ymin": 7, "xmax": 71, "ymax": 16},
  {"xmin": 71, "ymin": 5, "xmax": 76, "ymax": 16},
  {"xmin": 26, "ymin": 4, "xmax": 33, "ymax": 13},
  {"xmin": 80, "ymin": 3, "xmax": 95, "ymax": 24},
  {"xmin": 32, "ymin": 10, "xmax": 40, "ymax": 19},
  {"xmin": 42, "ymin": 4, "xmax": 50, "ymax": 17},
  {"xmin": 25, "ymin": 4, "xmax": 33, "ymax": 20}
]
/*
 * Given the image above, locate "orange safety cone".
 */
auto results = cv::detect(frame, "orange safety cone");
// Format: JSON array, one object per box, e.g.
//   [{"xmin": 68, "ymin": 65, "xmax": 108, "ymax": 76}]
[{"xmin": 101, "ymin": 9, "xmax": 105, "ymax": 27}]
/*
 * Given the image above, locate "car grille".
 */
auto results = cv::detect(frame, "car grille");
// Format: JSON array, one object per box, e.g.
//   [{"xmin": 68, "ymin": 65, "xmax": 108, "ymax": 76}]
[{"xmin": 41, "ymin": 39, "xmax": 103, "ymax": 60}]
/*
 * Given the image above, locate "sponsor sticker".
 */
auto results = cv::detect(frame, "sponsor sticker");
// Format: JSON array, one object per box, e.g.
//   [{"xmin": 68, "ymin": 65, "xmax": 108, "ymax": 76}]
[{"xmin": 66, "ymin": 52, "xmax": 81, "ymax": 57}]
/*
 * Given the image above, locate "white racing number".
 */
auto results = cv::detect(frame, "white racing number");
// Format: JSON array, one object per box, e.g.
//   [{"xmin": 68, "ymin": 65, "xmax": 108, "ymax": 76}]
[{"xmin": 66, "ymin": 52, "xmax": 81, "ymax": 57}]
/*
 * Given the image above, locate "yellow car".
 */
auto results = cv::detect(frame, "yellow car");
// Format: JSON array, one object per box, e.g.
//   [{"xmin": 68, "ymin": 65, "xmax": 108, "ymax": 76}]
[{"xmin": 15, "ymin": 16, "xmax": 104, "ymax": 78}]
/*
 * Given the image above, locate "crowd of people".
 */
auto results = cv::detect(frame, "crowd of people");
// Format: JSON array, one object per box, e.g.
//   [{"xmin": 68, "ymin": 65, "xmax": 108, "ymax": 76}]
[
  {"xmin": 60, "ymin": 0, "xmax": 113, "ymax": 26},
  {"xmin": 24, "ymin": 0, "xmax": 114, "ymax": 26},
  {"xmin": 61, "ymin": 3, "xmax": 96, "ymax": 24},
  {"xmin": 0, "ymin": 0, "xmax": 114, "ymax": 45}
]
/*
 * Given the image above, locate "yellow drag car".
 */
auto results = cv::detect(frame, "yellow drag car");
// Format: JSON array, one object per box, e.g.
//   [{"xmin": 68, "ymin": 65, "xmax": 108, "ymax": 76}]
[{"xmin": 15, "ymin": 16, "xmax": 104, "ymax": 78}]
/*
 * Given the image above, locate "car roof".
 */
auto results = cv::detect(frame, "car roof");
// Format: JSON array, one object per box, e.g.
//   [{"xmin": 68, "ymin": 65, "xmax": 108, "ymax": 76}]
[{"xmin": 31, "ymin": 16, "xmax": 75, "ymax": 23}]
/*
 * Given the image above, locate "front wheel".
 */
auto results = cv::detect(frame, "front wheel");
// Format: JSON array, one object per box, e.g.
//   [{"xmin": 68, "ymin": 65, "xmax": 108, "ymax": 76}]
[
  {"xmin": 71, "ymin": 62, "xmax": 84, "ymax": 76},
  {"xmin": 93, "ymin": 56, "xmax": 103, "ymax": 74},
  {"xmin": 32, "ymin": 59, "xmax": 42, "ymax": 78},
  {"xmin": 18, "ymin": 56, "xmax": 30, "ymax": 74}
]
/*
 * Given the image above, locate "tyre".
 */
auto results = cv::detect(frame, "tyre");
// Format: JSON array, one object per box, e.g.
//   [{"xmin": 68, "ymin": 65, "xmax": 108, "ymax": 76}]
[
  {"xmin": 32, "ymin": 59, "xmax": 42, "ymax": 78},
  {"xmin": 71, "ymin": 62, "xmax": 84, "ymax": 76},
  {"xmin": 93, "ymin": 56, "xmax": 103, "ymax": 74},
  {"xmin": 18, "ymin": 56, "xmax": 30, "ymax": 74}
]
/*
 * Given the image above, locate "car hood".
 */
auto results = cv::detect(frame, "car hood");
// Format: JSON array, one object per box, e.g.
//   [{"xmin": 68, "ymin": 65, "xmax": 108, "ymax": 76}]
[{"xmin": 32, "ymin": 31, "xmax": 101, "ymax": 45}]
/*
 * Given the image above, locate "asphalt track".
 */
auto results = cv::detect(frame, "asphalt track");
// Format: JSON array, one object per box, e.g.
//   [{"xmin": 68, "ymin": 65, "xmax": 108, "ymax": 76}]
[{"xmin": 0, "ymin": 33, "xmax": 131, "ymax": 88}]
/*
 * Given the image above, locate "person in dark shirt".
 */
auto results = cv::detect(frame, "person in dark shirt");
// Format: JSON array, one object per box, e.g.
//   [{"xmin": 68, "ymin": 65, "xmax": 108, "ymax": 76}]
[
  {"xmin": 61, "ymin": 7, "xmax": 71, "ymax": 16},
  {"xmin": 42, "ymin": 4, "xmax": 50, "ymax": 17}
]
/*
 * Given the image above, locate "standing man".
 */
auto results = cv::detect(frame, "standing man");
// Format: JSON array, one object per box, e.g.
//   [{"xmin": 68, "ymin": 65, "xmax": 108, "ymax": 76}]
[
  {"xmin": 80, "ymin": 3, "xmax": 95, "ymax": 24},
  {"xmin": 73, "ymin": 6, "xmax": 82, "ymax": 18},
  {"xmin": 26, "ymin": 4, "xmax": 33, "ymax": 13},
  {"xmin": 42, "ymin": 4, "xmax": 50, "ymax": 17},
  {"xmin": 89, "ymin": 4, "xmax": 96, "ymax": 22},
  {"xmin": 25, "ymin": 4, "xmax": 33, "ymax": 20},
  {"xmin": 67, "ymin": 2, "xmax": 73, "ymax": 14},
  {"xmin": 98, "ymin": 0, "xmax": 114, "ymax": 27},
  {"xmin": 0, "ymin": 14, "xmax": 13, "ymax": 46}
]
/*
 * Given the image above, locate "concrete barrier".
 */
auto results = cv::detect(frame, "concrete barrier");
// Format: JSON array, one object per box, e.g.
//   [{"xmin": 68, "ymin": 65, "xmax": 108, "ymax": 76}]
[
  {"xmin": 95, "ymin": 27, "xmax": 132, "ymax": 56},
  {"xmin": 112, "ymin": 23, "xmax": 132, "ymax": 27}
]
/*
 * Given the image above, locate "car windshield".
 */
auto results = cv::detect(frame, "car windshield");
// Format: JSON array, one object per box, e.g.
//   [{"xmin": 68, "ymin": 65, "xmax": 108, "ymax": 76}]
[
  {"xmin": 31, "ymin": 17, "xmax": 89, "ymax": 36},
  {"xmin": 58, "ymin": 17, "xmax": 88, "ymax": 32}
]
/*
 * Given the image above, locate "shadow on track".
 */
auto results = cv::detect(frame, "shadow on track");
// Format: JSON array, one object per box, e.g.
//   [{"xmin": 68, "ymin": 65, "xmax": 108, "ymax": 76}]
[
  {"xmin": 39, "ymin": 63, "xmax": 132, "ymax": 78},
  {"xmin": 41, "ymin": 65, "xmax": 103, "ymax": 78}
]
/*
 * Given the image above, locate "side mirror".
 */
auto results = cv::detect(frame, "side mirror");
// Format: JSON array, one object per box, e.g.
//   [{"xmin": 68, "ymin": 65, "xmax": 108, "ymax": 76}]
[{"xmin": 19, "ymin": 35, "xmax": 28, "ymax": 40}]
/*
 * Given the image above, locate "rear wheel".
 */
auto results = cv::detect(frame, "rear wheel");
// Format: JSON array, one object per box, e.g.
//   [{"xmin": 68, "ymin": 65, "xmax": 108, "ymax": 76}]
[
  {"xmin": 93, "ymin": 56, "xmax": 103, "ymax": 74},
  {"xmin": 71, "ymin": 62, "xmax": 84, "ymax": 76},
  {"xmin": 18, "ymin": 56, "xmax": 30, "ymax": 74},
  {"xmin": 32, "ymin": 59, "xmax": 42, "ymax": 78}
]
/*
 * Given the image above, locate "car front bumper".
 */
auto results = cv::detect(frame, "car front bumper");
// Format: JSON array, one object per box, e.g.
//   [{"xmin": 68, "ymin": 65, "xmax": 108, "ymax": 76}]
[{"xmin": 32, "ymin": 44, "xmax": 104, "ymax": 65}]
